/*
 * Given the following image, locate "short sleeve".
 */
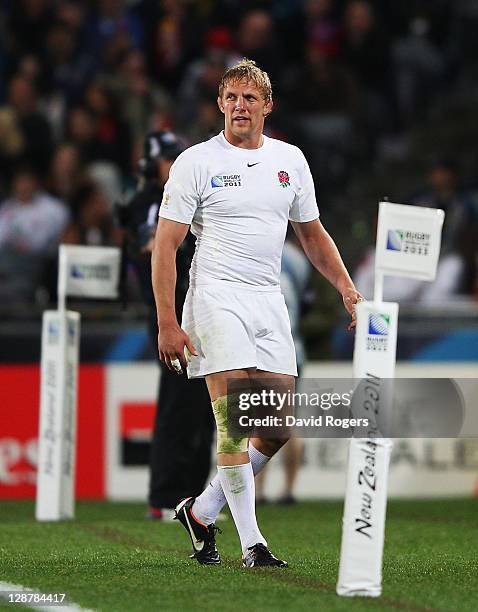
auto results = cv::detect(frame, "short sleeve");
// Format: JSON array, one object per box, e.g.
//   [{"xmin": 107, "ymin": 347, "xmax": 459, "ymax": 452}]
[
  {"xmin": 158, "ymin": 152, "xmax": 200, "ymax": 225},
  {"xmin": 289, "ymin": 151, "xmax": 320, "ymax": 223}
]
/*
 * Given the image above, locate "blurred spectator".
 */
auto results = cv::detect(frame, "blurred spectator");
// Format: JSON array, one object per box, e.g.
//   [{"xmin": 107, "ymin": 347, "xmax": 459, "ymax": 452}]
[
  {"xmin": 341, "ymin": 1, "xmax": 390, "ymax": 96},
  {"xmin": 100, "ymin": 31, "xmax": 132, "ymax": 75},
  {"xmin": 107, "ymin": 48, "xmax": 172, "ymax": 143},
  {"xmin": 14, "ymin": 54, "xmax": 43, "ymax": 90},
  {"xmin": 0, "ymin": 166, "xmax": 69, "ymax": 302},
  {"xmin": 393, "ymin": 16, "xmax": 447, "ymax": 128},
  {"xmin": 8, "ymin": 0, "xmax": 54, "ymax": 58},
  {"xmin": 43, "ymin": 19, "xmax": 97, "ymax": 107},
  {"xmin": 84, "ymin": 79, "xmax": 131, "ymax": 172},
  {"xmin": 284, "ymin": 43, "xmax": 359, "ymax": 192},
  {"xmin": 203, "ymin": 25, "xmax": 236, "ymax": 60},
  {"xmin": 48, "ymin": 142, "xmax": 84, "ymax": 202},
  {"xmin": 236, "ymin": 10, "xmax": 283, "ymax": 85},
  {"xmin": 287, "ymin": 43, "xmax": 358, "ymax": 116},
  {"xmin": 304, "ymin": 0, "xmax": 342, "ymax": 58},
  {"xmin": 85, "ymin": 0, "xmax": 144, "ymax": 57},
  {"xmin": 87, "ymin": 161, "xmax": 122, "ymax": 211},
  {"xmin": 62, "ymin": 181, "xmax": 122, "ymax": 247},
  {"xmin": 0, "ymin": 19, "xmax": 7, "ymax": 103},
  {"xmin": 151, "ymin": 0, "xmax": 203, "ymax": 91},
  {"xmin": 3, "ymin": 74, "xmax": 54, "ymax": 174},
  {"xmin": 0, "ymin": 107, "xmax": 24, "ymax": 186},
  {"xmin": 340, "ymin": 1, "xmax": 393, "ymax": 140},
  {"xmin": 153, "ymin": 0, "xmax": 184, "ymax": 89},
  {"xmin": 55, "ymin": 1, "xmax": 87, "ymax": 34},
  {"xmin": 409, "ymin": 160, "xmax": 476, "ymax": 254},
  {"xmin": 448, "ymin": 0, "xmax": 478, "ymax": 68},
  {"xmin": 67, "ymin": 105, "xmax": 119, "ymax": 168}
]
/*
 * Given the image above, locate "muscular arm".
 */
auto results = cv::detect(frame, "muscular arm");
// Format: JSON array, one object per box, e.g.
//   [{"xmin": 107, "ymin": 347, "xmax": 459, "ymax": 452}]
[
  {"xmin": 151, "ymin": 218, "xmax": 196, "ymax": 371},
  {"xmin": 151, "ymin": 218, "xmax": 188, "ymax": 325},
  {"xmin": 291, "ymin": 218, "xmax": 363, "ymax": 327}
]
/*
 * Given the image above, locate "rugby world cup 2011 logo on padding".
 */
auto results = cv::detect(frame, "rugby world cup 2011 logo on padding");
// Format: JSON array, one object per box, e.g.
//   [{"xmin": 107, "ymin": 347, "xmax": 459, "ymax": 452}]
[
  {"xmin": 367, "ymin": 313, "xmax": 390, "ymax": 352},
  {"xmin": 211, "ymin": 174, "xmax": 242, "ymax": 188},
  {"xmin": 278, "ymin": 170, "xmax": 290, "ymax": 188}
]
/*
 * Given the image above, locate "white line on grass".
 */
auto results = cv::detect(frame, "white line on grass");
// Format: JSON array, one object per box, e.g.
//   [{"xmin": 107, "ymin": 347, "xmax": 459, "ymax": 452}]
[{"xmin": 0, "ymin": 581, "xmax": 95, "ymax": 611}]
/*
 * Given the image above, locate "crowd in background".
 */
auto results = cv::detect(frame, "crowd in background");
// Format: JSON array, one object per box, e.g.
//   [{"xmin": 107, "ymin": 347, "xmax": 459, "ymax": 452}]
[{"xmin": 0, "ymin": 0, "xmax": 477, "ymax": 307}]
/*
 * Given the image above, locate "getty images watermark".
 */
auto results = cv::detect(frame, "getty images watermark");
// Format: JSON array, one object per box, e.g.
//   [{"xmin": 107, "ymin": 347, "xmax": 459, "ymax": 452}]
[
  {"xmin": 226, "ymin": 378, "xmax": 473, "ymax": 439},
  {"xmin": 236, "ymin": 388, "xmax": 368, "ymax": 430}
]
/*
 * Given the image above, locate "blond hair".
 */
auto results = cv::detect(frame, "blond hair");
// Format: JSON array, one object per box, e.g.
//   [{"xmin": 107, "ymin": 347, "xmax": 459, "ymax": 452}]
[{"xmin": 218, "ymin": 58, "xmax": 272, "ymax": 103}]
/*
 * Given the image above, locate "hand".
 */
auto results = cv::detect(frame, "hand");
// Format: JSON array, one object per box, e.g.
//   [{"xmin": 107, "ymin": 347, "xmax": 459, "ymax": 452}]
[
  {"xmin": 158, "ymin": 322, "xmax": 197, "ymax": 374},
  {"xmin": 342, "ymin": 289, "xmax": 364, "ymax": 331}
]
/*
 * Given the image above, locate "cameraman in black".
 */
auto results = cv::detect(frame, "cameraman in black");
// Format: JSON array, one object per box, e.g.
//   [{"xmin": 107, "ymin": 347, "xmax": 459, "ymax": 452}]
[{"xmin": 121, "ymin": 132, "xmax": 214, "ymax": 519}]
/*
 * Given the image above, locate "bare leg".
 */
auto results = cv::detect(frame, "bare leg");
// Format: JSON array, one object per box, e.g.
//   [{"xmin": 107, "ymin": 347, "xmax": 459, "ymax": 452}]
[
  {"xmin": 249, "ymin": 371, "xmax": 295, "ymax": 500},
  {"xmin": 205, "ymin": 368, "xmax": 253, "ymax": 466},
  {"xmin": 206, "ymin": 370, "xmax": 295, "ymax": 464},
  {"xmin": 203, "ymin": 369, "xmax": 294, "ymax": 553},
  {"xmin": 282, "ymin": 435, "xmax": 304, "ymax": 498}
]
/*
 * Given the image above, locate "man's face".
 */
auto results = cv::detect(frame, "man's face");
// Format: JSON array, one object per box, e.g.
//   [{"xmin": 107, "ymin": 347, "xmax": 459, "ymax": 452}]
[
  {"xmin": 13, "ymin": 172, "xmax": 38, "ymax": 203},
  {"xmin": 217, "ymin": 79, "xmax": 272, "ymax": 143},
  {"xmin": 428, "ymin": 166, "xmax": 456, "ymax": 196}
]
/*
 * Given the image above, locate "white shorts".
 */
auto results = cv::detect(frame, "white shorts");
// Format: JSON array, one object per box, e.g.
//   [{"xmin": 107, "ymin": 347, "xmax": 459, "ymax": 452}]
[{"xmin": 182, "ymin": 282, "xmax": 297, "ymax": 379}]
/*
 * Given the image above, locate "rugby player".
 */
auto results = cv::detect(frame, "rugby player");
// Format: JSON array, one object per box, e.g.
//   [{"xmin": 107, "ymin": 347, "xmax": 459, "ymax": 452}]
[{"xmin": 152, "ymin": 59, "xmax": 362, "ymax": 567}]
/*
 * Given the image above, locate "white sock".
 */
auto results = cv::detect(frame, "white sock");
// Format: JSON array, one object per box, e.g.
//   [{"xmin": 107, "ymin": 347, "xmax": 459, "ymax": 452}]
[
  {"xmin": 248, "ymin": 442, "xmax": 270, "ymax": 474},
  {"xmin": 217, "ymin": 462, "xmax": 266, "ymax": 553},
  {"xmin": 192, "ymin": 442, "xmax": 270, "ymax": 525}
]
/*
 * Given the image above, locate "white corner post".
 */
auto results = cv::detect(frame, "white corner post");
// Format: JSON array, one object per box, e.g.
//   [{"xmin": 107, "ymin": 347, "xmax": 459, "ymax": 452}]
[
  {"xmin": 337, "ymin": 201, "xmax": 444, "ymax": 596},
  {"xmin": 36, "ymin": 245, "xmax": 121, "ymax": 521},
  {"xmin": 336, "ymin": 298, "xmax": 397, "ymax": 596},
  {"xmin": 36, "ymin": 246, "xmax": 80, "ymax": 521}
]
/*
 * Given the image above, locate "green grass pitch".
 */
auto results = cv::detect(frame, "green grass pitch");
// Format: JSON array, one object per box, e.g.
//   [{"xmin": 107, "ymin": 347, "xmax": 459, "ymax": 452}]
[{"xmin": 0, "ymin": 499, "xmax": 476, "ymax": 611}]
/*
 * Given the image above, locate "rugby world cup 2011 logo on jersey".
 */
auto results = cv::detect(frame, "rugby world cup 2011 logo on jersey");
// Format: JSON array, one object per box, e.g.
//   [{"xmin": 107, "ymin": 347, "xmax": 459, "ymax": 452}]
[
  {"xmin": 211, "ymin": 174, "xmax": 242, "ymax": 188},
  {"xmin": 366, "ymin": 313, "xmax": 390, "ymax": 352},
  {"xmin": 387, "ymin": 229, "xmax": 430, "ymax": 256}
]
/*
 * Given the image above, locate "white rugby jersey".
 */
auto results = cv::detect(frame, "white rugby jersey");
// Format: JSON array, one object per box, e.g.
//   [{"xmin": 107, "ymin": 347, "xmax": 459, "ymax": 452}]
[{"xmin": 159, "ymin": 132, "xmax": 319, "ymax": 287}]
